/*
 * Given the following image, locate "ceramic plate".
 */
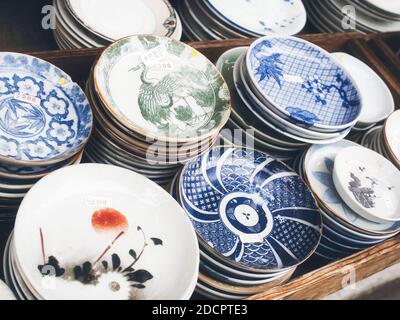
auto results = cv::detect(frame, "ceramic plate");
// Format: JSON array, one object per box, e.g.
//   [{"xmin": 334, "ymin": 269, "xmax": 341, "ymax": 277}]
[
  {"xmin": 333, "ymin": 146, "xmax": 400, "ymax": 224},
  {"xmin": 204, "ymin": 0, "xmax": 307, "ymax": 36},
  {"xmin": 14, "ymin": 164, "xmax": 199, "ymax": 300},
  {"xmin": 0, "ymin": 53, "xmax": 92, "ymax": 165},
  {"xmin": 332, "ymin": 52, "xmax": 394, "ymax": 125},
  {"xmin": 66, "ymin": 0, "xmax": 176, "ymax": 41},
  {"xmin": 384, "ymin": 110, "xmax": 400, "ymax": 166},
  {"xmin": 94, "ymin": 35, "xmax": 231, "ymax": 143},
  {"xmin": 246, "ymin": 36, "xmax": 361, "ymax": 131},
  {"xmin": 180, "ymin": 147, "xmax": 322, "ymax": 273},
  {"xmin": 364, "ymin": 0, "xmax": 400, "ymax": 16},
  {"xmin": 0, "ymin": 279, "xmax": 15, "ymax": 300},
  {"xmin": 303, "ymin": 140, "xmax": 400, "ymax": 234}
]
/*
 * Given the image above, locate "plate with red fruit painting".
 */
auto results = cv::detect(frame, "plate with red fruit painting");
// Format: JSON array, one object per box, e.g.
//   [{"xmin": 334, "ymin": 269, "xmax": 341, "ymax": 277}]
[{"xmin": 13, "ymin": 164, "xmax": 199, "ymax": 300}]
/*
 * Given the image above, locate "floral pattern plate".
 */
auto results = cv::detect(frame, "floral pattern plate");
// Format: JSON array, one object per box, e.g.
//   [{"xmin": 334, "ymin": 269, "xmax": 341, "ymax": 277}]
[
  {"xmin": 304, "ymin": 140, "xmax": 400, "ymax": 235},
  {"xmin": 179, "ymin": 147, "xmax": 322, "ymax": 272},
  {"xmin": 204, "ymin": 0, "xmax": 307, "ymax": 37},
  {"xmin": 0, "ymin": 53, "xmax": 92, "ymax": 165},
  {"xmin": 14, "ymin": 164, "xmax": 199, "ymax": 300},
  {"xmin": 246, "ymin": 36, "xmax": 362, "ymax": 131},
  {"xmin": 94, "ymin": 35, "xmax": 231, "ymax": 143}
]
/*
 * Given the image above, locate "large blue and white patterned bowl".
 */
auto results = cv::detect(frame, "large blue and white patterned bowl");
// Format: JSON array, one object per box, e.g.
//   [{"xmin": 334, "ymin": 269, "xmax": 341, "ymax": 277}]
[
  {"xmin": 0, "ymin": 53, "xmax": 93, "ymax": 165},
  {"xmin": 246, "ymin": 36, "xmax": 362, "ymax": 131},
  {"xmin": 179, "ymin": 147, "xmax": 322, "ymax": 273}
]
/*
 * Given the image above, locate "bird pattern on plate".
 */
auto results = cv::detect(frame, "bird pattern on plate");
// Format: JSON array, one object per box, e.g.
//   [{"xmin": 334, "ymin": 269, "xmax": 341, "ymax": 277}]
[{"xmin": 180, "ymin": 147, "xmax": 322, "ymax": 271}]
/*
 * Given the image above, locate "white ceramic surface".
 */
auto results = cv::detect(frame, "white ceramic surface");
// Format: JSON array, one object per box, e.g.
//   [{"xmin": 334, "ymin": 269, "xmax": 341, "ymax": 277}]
[
  {"xmin": 0, "ymin": 279, "xmax": 15, "ymax": 300},
  {"xmin": 14, "ymin": 164, "xmax": 199, "ymax": 300},
  {"xmin": 384, "ymin": 110, "xmax": 400, "ymax": 166},
  {"xmin": 332, "ymin": 52, "xmax": 394, "ymax": 125},
  {"xmin": 333, "ymin": 146, "xmax": 400, "ymax": 223}
]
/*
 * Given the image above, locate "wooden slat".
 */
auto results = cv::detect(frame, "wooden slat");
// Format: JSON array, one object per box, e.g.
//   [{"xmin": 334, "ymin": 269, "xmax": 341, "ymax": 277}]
[{"xmin": 248, "ymin": 237, "xmax": 400, "ymax": 300}]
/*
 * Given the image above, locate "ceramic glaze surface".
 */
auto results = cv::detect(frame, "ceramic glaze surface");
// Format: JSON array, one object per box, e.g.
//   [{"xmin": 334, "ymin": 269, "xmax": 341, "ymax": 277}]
[
  {"xmin": 94, "ymin": 35, "xmax": 230, "ymax": 141},
  {"xmin": 180, "ymin": 147, "xmax": 322, "ymax": 271},
  {"xmin": 205, "ymin": 0, "xmax": 307, "ymax": 36},
  {"xmin": 0, "ymin": 54, "xmax": 92, "ymax": 163},
  {"xmin": 246, "ymin": 37, "xmax": 361, "ymax": 129},
  {"xmin": 14, "ymin": 164, "xmax": 199, "ymax": 300},
  {"xmin": 67, "ymin": 0, "xmax": 176, "ymax": 40}
]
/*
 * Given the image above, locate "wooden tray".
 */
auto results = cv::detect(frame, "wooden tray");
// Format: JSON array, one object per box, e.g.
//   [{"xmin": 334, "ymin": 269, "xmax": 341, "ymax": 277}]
[{"xmin": 10, "ymin": 32, "xmax": 400, "ymax": 300}]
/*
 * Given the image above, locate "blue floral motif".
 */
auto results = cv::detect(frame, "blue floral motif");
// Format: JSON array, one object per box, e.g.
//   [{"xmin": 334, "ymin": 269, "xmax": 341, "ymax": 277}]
[
  {"xmin": 0, "ymin": 77, "xmax": 12, "ymax": 95},
  {"xmin": 22, "ymin": 136, "xmax": 56, "ymax": 160},
  {"xmin": 180, "ymin": 147, "xmax": 322, "ymax": 271},
  {"xmin": 13, "ymin": 75, "xmax": 45, "ymax": 97},
  {"xmin": 41, "ymin": 90, "xmax": 70, "ymax": 118},
  {"xmin": 286, "ymin": 107, "xmax": 320, "ymax": 126},
  {"xmin": 47, "ymin": 119, "xmax": 75, "ymax": 146}
]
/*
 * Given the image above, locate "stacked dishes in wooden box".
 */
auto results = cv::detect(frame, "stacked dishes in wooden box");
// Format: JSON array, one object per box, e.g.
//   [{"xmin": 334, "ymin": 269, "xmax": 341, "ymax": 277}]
[
  {"xmin": 4, "ymin": 164, "xmax": 199, "ymax": 300},
  {"xmin": 53, "ymin": 0, "xmax": 182, "ymax": 49},
  {"xmin": 0, "ymin": 53, "xmax": 92, "ymax": 221},
  {"xmin": 293, "ymin": 141, "xmax": 400, "ymax": 262},
  {"xmin": 170, "ymin": 147, "xmax": 323, "ymax": 299},
  {"xmin": 85, "ymin": 35, "xmax": 231, "ymax": 186},
  {"xmin": 176, "ymin": 0, "xmax": 307, "ymax": 41},
  {"xmin": 215, "ymin": 36, "xmax": 363, "ymax": 163}
]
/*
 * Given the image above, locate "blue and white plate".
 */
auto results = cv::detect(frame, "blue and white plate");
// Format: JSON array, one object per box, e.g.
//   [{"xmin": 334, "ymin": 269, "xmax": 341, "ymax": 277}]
[
  {"xmin": 246, "ymin": 36, "xmax": 362, "ymax": 131},
  {"xmin": 0, "ymin": 53, "xmax": 93, "ymax": 165},
  {"xmin": 179, "ymin": 147, "xmax": 322, "ymax": 273}
]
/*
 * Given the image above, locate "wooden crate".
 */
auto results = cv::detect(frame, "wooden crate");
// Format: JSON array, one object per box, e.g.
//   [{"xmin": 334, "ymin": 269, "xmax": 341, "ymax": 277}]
[{"xmin": 9, "ymin": 32, "xmax": 400, "ymax": 300}]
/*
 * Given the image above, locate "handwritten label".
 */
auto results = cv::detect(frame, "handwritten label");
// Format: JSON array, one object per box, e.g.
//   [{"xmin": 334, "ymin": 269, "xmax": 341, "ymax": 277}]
[
  {"xmin": 14, "ymin": 92, "xmax": 40, "ymax": 106},
  {"xmin": 283, "ymin": 74, "xmax": 304, "ymax": 83},
  {"xmin": 141, "ymin": 46, "xmax": 166, "ymax": 66},
  {"xmin": 151, "ymin": 61, "xmax": 174, "ymax": 71},
  {"xmin": 87, "ymin": 196, "xmax": 113, "ymax": 208}
]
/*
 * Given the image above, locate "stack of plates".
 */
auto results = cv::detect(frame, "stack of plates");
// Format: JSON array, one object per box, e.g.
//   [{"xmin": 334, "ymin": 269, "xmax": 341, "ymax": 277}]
[
  {"xmin": 4, "ymin": 164, "xmax": 199, "ymax": 300},
  {"xmin": 177, "ymin": 0, "xmax": 307, "ymax": 41},
  {"xmin": 0, "ymin": 52, "xmax": 92, "ymax": 222},
  {"xmin": 84, "ymin": 35, "xmax": 231, "ymax": 185},
  {"xmin": 360, "ymin": 111, "xmax": 400, "ymax": 170},
  {"xmin": 306, "ymin": 0, "xmax": 400, "ymax": 33},
  {"xmin": 53, "ymin": 0, "xmax": 182, "ymax": 49},
  {"xmin": 297, "ymin": 140, "xmax": 400, "ymax": 262},
  {"xmin": 170, "ymin": 147, "xmax": 322, "ymax": 299},
  {"xmin": 215, "ymin": 36, "xmax": 362, "ymax": 162}
]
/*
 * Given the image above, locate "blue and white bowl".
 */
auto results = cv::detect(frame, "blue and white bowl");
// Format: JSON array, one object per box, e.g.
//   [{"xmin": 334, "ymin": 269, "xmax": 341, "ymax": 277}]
[
  {"xmin": 0, "ymin": 53, "xmax": 93, "ymax": 166},
  {"xmin": 245, "ymin": 36, "xmax": 362, "ymax": 132},
  {"xmin": 179, "ymin": 147, "xmax": 322, "ymax": 273}
]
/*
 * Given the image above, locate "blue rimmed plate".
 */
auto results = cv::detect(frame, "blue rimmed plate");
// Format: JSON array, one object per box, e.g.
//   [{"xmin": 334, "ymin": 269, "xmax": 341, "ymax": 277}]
[
  {"xmin": 246, "ymin": 36, "xmax": 362, "ymax": 132},
  {"xmin": 179, "ymin": 147, "xmax": 322, "ymax": 273},
  {"xmin": 0, "ymin": 53, "xmax": 93, "ymax": 165}
]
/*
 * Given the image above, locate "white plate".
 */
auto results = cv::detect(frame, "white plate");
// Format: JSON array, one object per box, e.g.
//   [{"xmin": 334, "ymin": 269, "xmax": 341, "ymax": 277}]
[
  {"xmin": 66, "ymin": 0, "xmax": 176, "ymax": 41},
  {"xmin": 14, "ymin": 164, "xmax": 199, "ymax": 300},
  {"xmin": 0, "ymin": 279, "xmax": 15, "ymax": 300},
  {"xmin": 333, "ymin": 146, "xmax": 400, "ymax": 223},
  {"xmin": 332, "ymin": 52, "xmax": 394, "ymax": 125},
  {"xmin": 204, "ymin": 0, "xmax": 307, "ymax": 36},
  {"xmin": 364, "ymin": 0, "xmax": 400, "ymax": 16},
  {"xmin": 384, "ymin": 110, "xmax": 400, "ymax": 166}
]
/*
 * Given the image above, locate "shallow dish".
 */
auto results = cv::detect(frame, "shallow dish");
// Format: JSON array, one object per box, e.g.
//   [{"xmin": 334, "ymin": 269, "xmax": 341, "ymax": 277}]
[
  {"xmin": 0, "ymin": 279, "xmax": 15, "ymax": 300},
  {"xmin": 14, "ymin": 164, "xmax": 199, "ymax": 300},
  {"xmin": 333, "ymin": 146, "xmax": 400, "ymax": 223},
  {"xmin": 66, "ymin": 0, "xmax": 176, "ymax": 42},
  {"xmin": 331, "ymin": 52, "xmax": 394, "ymax": 125},
  {"xmin": 180, "ymin": 147, "xmax": 322, "ymax": 273},
  {"xmin": 94, "ymin": 35, "xmax": 231, "ymax": 143},
  {"xmin": 246, "ymin": 36, "xmax": 361, "ymax": 131},
  {"xmin": 204, "ymin": 0, "xmax": 307, "ymax": 37}
]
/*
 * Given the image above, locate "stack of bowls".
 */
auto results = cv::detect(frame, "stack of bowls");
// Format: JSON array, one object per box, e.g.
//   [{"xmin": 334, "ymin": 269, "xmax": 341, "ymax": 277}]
[
  {"xmin": 4, "ymin": 164, "xmax": 199, "ymax": 300},
  {"xmin": 85, "ymin": 35, "xmax": 231, "ymax": 186},
  {"xmin": 53, "ymin": 0, "xmax": 183, "ymax": 49},
  {"xmin": 176, "ymin": 0, "xmax": 307, "ymax": 41},
  {"xmin": 298, "ymin": 140, "xmax": 400, "ymax": 262},
  {"xmin": 171, "ymin": 146, "xmax": 323, "ymax": 299},
  {"xmin": 306, "ymin": 0, "xmax": 400, "ymax": 33},
  {"xmin": 0, "ymin": 52, "xmax": 92, "ymax": 222},
  {"xmin": 215, "ymin": 36, "xmax": 362, "ymax": 163},
  {"xmin": 360, "ymin": 110, "xmax": 400, "ymax": 170}
]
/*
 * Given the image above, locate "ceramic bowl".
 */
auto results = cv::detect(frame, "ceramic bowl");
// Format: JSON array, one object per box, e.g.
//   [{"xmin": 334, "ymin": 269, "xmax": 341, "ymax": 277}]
[
  {"xmin": 0, "ymin": 52, "xmax": 93, "ymax": 166},
  {"xmin": 179, "ymin": 146, "xmax": 322, "ymax": 273},
  {"xmin": 333, "ymin": 146, "xmax": 400, "ymax": 224},
  {"xmin": 94, "ymin": 35, "xmax": 231, "ymax": 144},
  {"xmin": 332, "ymin": 52, "xmax": 394, "ymax": 125},
  {"xmin": 14, "ymin": 164, "xmax": 199, "ymax": 300},
  {"xmin": 246, "ymin": 36, "xmax": 362, "ymax": 132}
]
